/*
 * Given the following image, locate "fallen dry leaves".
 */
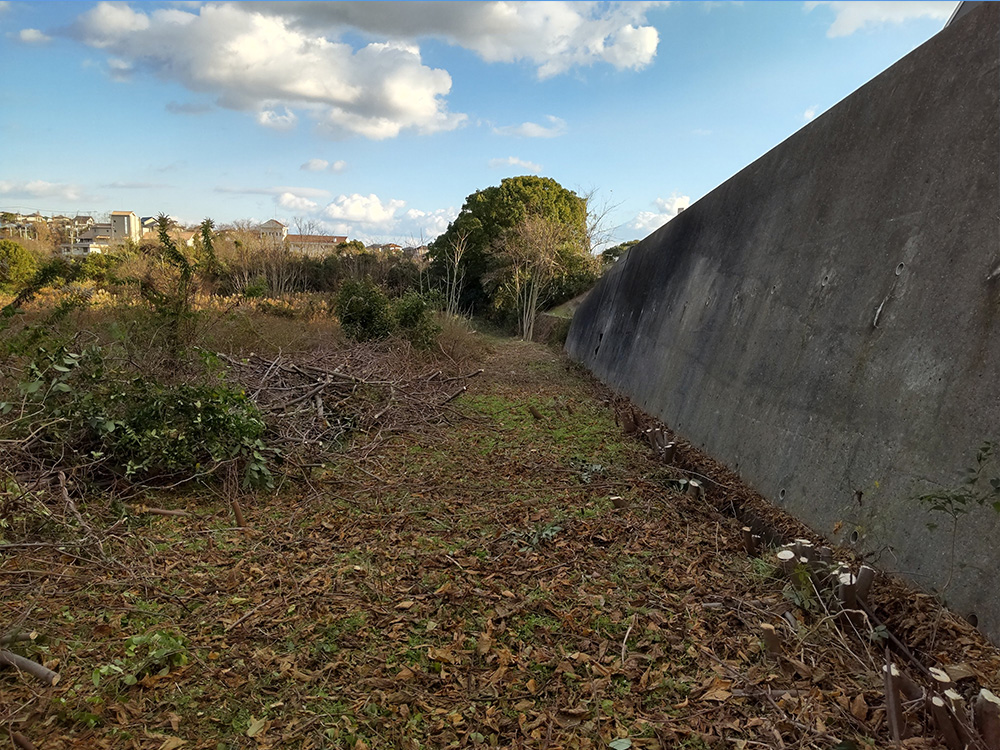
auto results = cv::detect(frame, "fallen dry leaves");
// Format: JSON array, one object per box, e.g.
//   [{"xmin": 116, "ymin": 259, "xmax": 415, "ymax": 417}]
[{"xmin": 1, "ymin": 338, "xmax": 999, "ymax": 749}]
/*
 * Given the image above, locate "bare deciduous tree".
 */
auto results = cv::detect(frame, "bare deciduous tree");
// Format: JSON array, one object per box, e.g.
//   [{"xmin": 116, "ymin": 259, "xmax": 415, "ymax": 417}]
[
  {"xmin": 443, "ymin": 228, "xmax": 470, "ymax": 317},
  {"xmin": 492, "ymin": 215, "xmax": 568, "ymax": 342}
]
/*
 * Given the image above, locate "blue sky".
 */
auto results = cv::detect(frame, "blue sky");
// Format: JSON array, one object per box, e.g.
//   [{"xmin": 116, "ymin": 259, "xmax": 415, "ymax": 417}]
[{"xmin": 0, "ymin": 1, "xmax": 957, "ymax": 247}]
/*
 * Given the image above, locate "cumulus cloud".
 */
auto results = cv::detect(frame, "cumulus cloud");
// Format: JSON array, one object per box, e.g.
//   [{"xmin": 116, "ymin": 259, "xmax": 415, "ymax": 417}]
[
  {"xmin": 806, "ymin": 1, "xmax": 957, "ymax": 37},
  {"xmin": 322, "ymin": 193, "xmax": 405, "ymax": 226},
  {"xmin": 0, "ymin": 180, "xmax": 90, "ymax": 203},
  {"xmin": 631, "ymin": 193, "xmax": 691, "ymax": 233},
  {"xmin": 300, "ymin": 158, "xmax": 347, "ymax": 173},
  {"xmin": 18, "ymin": 28, "xmax": 52, "ymax": 44},
  {"xmin": 488, "ymin": 156, "xmax": 542, "ymax": 173},
  {"xmin": 256, "ymin": 107, "xmax": 298, "ymax": 131},
  {"xmin": 803, "ymin": 105, "xmax": 818, "ymax": 122},
  {"xmin": 494, "ymin": 115, "xmax": 567, "ymax": 138},
  {"xmin": 278, "ymin": 192, "xmax": 318, "ymax": 212},
  {"xmin": 403, "ymin": 206, "xmax": 458, "ymax": 238},
  {"xmin": 71, "ymin": 2, "xmax": 466, "ymax": 140},
  {"xmin": 253, "ymin": 1, "xmax": 665, "ymax": 79}
]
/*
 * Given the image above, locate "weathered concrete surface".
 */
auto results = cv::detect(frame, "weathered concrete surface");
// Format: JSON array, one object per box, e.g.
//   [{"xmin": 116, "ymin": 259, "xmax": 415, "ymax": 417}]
[{"xmin": 568, "ymin": 6, "xmax": 1000, "ymax": 639}]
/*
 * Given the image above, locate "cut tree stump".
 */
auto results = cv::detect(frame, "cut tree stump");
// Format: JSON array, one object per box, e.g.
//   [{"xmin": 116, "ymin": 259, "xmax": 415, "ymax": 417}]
[
  {"xmin": 929, "ymin": 695, "xmax": 964, "ymax": 750},
  {"xmin": 741, "ymin": 526, "xmax": 758, "ymax": 557},
  {"xmin": 855, "ymin": 565, "xmax": 876, "ymax": 602},
  {"xmin": 975, "ymin": 688, "xmax": 1000, "ymax": 750}
]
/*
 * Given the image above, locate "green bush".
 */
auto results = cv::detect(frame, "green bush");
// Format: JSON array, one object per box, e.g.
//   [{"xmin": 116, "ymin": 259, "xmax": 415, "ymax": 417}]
[
  {"xmin": 335, "ymin": 279, "xmax": 395, "ymax": 342},
  {"xmin": 392, "ymin": 291, "xmax": 441, "ymax": 350},
  {"xmin": 0, "ymin": 239, "xmax": 38, "ymax": 288},
  {"xmin": 1, "ymin": 343, "xmax": 275, "ymax": 487}
]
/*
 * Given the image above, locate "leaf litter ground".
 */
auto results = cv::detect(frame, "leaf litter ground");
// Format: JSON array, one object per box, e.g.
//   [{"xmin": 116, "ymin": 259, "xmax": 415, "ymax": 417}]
[{"xmin": 3, "ymin": 338, "xmax": 999, "ymax": 749}]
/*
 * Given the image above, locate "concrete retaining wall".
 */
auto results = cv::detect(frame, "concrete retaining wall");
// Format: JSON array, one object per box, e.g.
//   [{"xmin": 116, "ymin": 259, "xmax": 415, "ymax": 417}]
[{"xmin": 567, "ymin": 6, "xmax": 1000, "ymax": 640}]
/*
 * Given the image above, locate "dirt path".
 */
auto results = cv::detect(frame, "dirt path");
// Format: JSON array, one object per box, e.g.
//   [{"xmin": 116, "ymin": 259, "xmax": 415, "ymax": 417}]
[{"xmin": 2, "ymin": 338, "xmax": 998, "ymax": 749}]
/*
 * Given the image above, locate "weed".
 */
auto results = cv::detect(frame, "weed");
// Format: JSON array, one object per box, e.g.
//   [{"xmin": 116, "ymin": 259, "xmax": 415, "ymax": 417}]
[{"xmin": 93, "ymin": 629, "xmax": 188, "ymax": 690}]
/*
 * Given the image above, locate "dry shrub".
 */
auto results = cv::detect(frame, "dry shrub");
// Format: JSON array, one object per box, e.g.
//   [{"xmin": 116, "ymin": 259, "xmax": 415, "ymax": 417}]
[
  {"xmin": 194, "ymin": 305, "xmax": 343, "ymax": 357},
  {"xmin": 435, "ymin": 314, "xmax": 492, "ymax": 367}
]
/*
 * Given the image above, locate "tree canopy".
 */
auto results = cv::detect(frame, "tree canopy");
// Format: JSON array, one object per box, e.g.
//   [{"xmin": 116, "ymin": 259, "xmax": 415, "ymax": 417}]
[
  {"xmin": 0, "ymin": 239, "xmax": 39, "ymax": 289},
  {"xmin": 429, "ymin": 175, "xmax": 589, "ymax": 315}
]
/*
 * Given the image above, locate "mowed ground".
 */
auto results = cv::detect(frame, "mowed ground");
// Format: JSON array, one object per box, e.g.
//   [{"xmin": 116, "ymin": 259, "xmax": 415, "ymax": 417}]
[{"xmin": 2, "ymin": 338, "xmax": 998, "ymax": 749}]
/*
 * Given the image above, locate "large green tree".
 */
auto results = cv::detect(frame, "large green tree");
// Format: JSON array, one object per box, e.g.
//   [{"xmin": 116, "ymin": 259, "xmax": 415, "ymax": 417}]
[
  {"xmin": 0, "ymin": 239, "xmax": 39, "ymax": 289},
  {"xmin": 429, "ymin": 175, "xmax": 589, "ymax": 315}
]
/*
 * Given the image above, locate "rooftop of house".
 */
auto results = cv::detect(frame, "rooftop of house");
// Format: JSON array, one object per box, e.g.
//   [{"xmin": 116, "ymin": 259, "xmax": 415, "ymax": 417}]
[{"xmin": 287, "ymin": 234, "xmax": 348, "ymax": 243}]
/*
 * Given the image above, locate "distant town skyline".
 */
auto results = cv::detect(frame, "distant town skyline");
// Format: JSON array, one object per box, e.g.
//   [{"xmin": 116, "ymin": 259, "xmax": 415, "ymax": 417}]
[{"xmin": 0, "ymin": 1, "xmax": 957, "ymax": 247}]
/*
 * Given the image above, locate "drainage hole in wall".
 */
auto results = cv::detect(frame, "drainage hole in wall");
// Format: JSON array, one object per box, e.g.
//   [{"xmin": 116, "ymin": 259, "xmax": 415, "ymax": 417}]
[
  {"xmin": 895, "ymin": 262, "xmax": 905, "ymax": 276},
  {"xmin": 778, "ymin": 488, "xmax": 786, "ymax": 500},
  {"xmin": 850, "ymin": 530, "xmax": 860, "ymax": 544},
  {"xmin": 968, "ymin": 613, "xmax": 979, "ymax": 628}
]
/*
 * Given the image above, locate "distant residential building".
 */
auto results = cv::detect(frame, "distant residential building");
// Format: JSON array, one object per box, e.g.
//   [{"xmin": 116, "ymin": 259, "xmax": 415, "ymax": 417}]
[
  {"xmin": 367, "ymin": 243, "xmax": 402, "ymax": 254},
  {"xmin": 287, "ymin": 233, "xmax": 348, "ymax": 256},
  {"xmin": 110, "ymin": 210, "xmax": 140, "ymax": 243},
  {"xmin": 140, "ymin": 216, "xmax": 158, "ymax": 237},
  {"xmin": 258, "ymin": 219, "xmax": 288, "ymax": 242},
  {"xmin": 62, "ymin": 222, "xmax": 112, "ymax": 256}
]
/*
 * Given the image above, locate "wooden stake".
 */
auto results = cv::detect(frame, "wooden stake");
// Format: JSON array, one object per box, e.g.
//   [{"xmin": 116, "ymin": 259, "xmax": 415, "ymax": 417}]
[
  {"xmin": 622, "ymin": 409, "xmax": 636, "ymax": 435},
  {"xmin": 855, "ymin": 565, "xmax": 876, "ymax": 602},
  {"xmin": 975, "ymin": 689, "xmax": 1000, "ymax": 750},
  {"xmin": 930, "ymin": 695, "xmax": 964, "ymax": 750},
  {"xmin": 0, "ymin": 649, "xmax": 59, "ymax": 686},
  {"xmin": 610, "ymin": 495, "xmax": 629, "ymax": 509}
]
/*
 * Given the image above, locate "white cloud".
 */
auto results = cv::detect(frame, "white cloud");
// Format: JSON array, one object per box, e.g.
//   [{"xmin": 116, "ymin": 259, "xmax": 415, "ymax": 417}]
[
  {"xmin": 102, "ymin": 181, "xmax": 170, "ymax": 189},
  {"xmin": 0, "ymin": 180, "xmax": 90, "ymax": 203},
  {"xmin": 488, "ymin": 156, "xmax": 542, "ymax": 173},
  {"xmin": 631, "ymin": 193, "xmax": 691, "ymax": 233},
  {"xmin": 254, "ymin": 1, "xmax": 666, "ymax": 79},
  {"xmin": 277, "ymin": 191, "xmax": 318, "ymax": 212},
  {"xmin": 805, "ymin": 1, "xmax": 957, "ymax": 37},
  {"xmin": 322, "ymin": 193, "xmax": 405, "ymax": 226},
  {"xmin": 256, "ymin": 107, "xmax": 298, "ymax": 131},
  {"xmin": 0, "ymin": 2, "xmax": 11, "ymax": 13},
  {"xmin": 107, "ymin": 57, "xmax": 134, "ymax": 82},
  {"xmin": 71, "ymin": 2, "xmax": 466, "ymax": 140},
  {"xmin": 494, "ymin": 115, "xmax": 567, "ymax": 138},
  {"xmin": 403, "ymin": 206, "xmax": 458, "ymax": 239},
  {"xmin": 803, "ymin": 105, "xmax": 818, "ymax": 122},
  {"xmin": 301, "ymin": 158, "xmax": 347, "ymax": 173},
  {"xmin": 18, "ymin": 28, "xmax": 52, "ymax": 44},
  {"xmin": 215, "ymin": 185, "xmax": 332, "ymax": 200}
]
